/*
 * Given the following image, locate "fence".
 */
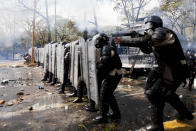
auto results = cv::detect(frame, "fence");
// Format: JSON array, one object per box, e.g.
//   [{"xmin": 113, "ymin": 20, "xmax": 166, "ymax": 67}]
[{"xmin": 118, "ymin": 46, "xmax": 156, "ymax": 69}]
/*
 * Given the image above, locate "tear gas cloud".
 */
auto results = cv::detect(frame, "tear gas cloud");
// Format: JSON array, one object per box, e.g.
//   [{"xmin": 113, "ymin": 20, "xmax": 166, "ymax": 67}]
[{"xmin": 0, "ymin": 0, "xmax": 160, "ymax": 47}]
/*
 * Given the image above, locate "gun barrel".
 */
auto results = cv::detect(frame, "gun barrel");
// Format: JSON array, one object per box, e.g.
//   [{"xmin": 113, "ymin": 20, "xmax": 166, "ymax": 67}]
[{"xmin": 111, "ymin": 31, "xmax": 135, "ymax": 37}]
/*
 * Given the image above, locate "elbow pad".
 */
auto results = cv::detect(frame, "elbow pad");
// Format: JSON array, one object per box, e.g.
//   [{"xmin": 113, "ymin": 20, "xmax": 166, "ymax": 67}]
[
  {"xmin": 152, "ymin": 28, "xmax": 167, "ymax": 43},
  {"xmin": 152, "ymin": 27, "xmax": 175, "ymax": 46}
]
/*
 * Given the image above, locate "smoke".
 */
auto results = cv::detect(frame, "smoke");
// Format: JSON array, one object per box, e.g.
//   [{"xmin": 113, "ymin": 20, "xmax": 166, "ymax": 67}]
[
  {"xmin": 0, "ymin": 0, "xmax": 160, "ymax": 48},
  {"xmin": 0, "ymin": 0, "xmax": 32, "ymax": 48},
  {"xmin": 55, "ymin": 0, "xmax": 121, "ymax": 32}
]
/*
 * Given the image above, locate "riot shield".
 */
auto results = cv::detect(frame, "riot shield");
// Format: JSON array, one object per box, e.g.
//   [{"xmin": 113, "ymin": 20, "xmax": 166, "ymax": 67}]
[
  {"xmin": 48, "ymin": 44, "xmax": 52, "ymax": 73},
  {"xmin": 33, "ymin": 47, "xmax": 38, "ymax": 63},
  {"xmin": 59, "ymin": 44, "xmax": 65, "ymax": 83},
  {"xmin": 39, "ymin": 48, "xmax": 44, "ymax": 65},
  {"xmin": 56, "ymin": 44, "xmax": 61, "ymax": 81},
  {"xmin": 51, "ymin": 44, "xmax": 56, "ymax": 76},
  {"xmin": 73, "ymin": 44, "xmax": 79, "ymax": 89},
  {"xmin": 79, "ymin": 37, "xmax": 99, "ymax": 104},
  {"xmin": 41, "ymin": 48, "xmax": 45, "ymax": 64},
  {"xmin": 70, "ymin": 41, "xmax": 79, "ymax": 88},
  {"xmin": 44, "ymin": 45, "xmax": 49, "ymax": 73},
  {"xmin": 87, "ymin": 37, "xmax": 99, "ymax": 104}
]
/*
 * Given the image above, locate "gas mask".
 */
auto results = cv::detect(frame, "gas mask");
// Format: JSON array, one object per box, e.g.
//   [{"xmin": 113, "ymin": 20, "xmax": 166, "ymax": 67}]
[
  {"xmin": 145, "ymin": 22, "xmax": 154, "ymax": 35},
  {"xmin": 95, "ymin": 33, "xmax": 109, "ymax": 48}
]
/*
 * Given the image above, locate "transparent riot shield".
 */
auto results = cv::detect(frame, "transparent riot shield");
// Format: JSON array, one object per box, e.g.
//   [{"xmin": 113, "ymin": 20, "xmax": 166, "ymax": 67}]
[
  {"xmin": 79, "ymin": 37, "xmax": 99, "ymax": 104},
  {"xmin": 44, "ymin": 45, "xmax": 49, "ymax": 73},
  {"xmin": 70, "ymin": 41, "xmax": 79, "ymax": 88},
  {"xmin": 33, "ymin": 47, "xmax": 38, "ymax": 63},
  {"xmin": 73, "ymin": 44, "xmax": 79, "ymax": 89},
  {"xmin": 39, "ymin": 48, "xmax": 44, "ymax": 65},
  {"xmin": 48, "ymin": 44, "xmax": 52, "ymax": 73},
  {"xmin": 87, "ymin": 37, "xmax": 99, "ymax": 104},
  {"xmin": 56, "ymin": 44, "xmax": 61, "ymax": 81},
  {"xmin": 41, "ymin": 48, "xmax": 45, "ymax": 64},
  {"xmin": 51, "ymin": 44, "xmax": 56, "ymax": 76},
  {"xmin": 59, "ymin": 44, "xmax": 65, "ymax": 83}
]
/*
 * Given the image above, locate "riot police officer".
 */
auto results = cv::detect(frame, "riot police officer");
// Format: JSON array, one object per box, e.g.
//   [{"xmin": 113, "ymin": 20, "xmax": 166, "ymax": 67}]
[
  {"xmin": 186, "ymin": 49, "xmax": 196, "ymax": 91},
  {"xmin": 42, "ymin": 44, "xmax": 49, "ymax": 81},
  {"xmin": 115, "ymin": 16, "xmax": 194, "ymax": 131},
  {"xmin": 58, "ymin": 43, "xmax": 71, "ymax": 94},
  {"xmin": 92, "ymin": 33, "xmax": 122, "ymax": 123}
]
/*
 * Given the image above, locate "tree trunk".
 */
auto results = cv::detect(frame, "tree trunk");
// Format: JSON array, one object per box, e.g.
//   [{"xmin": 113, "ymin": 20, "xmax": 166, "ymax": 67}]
[
  {"xmin": 54, "ymin": 0, "xmax": 57, "ymax": 42},
  {"xmin": 45, "ymin": 0, "xmax": 51, "ymax": 42},
  {"xmin": 193, "ymin": 24, "xmax": 196, "ymax": 41},
  {"xmin": 122, "ymin": 1, "xmax": 130, "ymax": 29}
]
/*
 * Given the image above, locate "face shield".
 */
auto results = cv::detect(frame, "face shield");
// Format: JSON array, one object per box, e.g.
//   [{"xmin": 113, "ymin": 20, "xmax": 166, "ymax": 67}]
[{"xmin": 94, "ymin": 34, "xmax": 102, "ymax": 48}]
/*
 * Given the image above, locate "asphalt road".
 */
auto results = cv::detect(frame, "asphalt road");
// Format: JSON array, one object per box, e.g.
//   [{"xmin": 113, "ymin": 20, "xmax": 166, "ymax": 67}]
[{"xmin": 0, "ymin": 62, "xmax": 195, "ymax": 131}]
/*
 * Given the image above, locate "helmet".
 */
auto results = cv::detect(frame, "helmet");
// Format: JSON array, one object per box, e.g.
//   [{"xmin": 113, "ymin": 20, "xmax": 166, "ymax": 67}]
[
  {"xmin": 95, "ymin": 33, "xmax": 109, "ymax": 48},
  {"xmin": 145, "ymin": 16, "xmax": 163, "ymax": 30}
]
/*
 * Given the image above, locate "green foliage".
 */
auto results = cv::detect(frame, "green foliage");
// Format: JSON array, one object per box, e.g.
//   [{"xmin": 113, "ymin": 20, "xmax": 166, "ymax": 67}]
[
  {"xmin": 160, "ymin": 0, "xmax": 183, "ymax": 12},
  {"xmin": 55, "ymin": 20, "xmax": 82, "ymax": 43},
  {"xmin": 20, "ymin": 19, "xmax": 83, "ymax": 48},
  {"xmin": 160, "ymin": 0, "xmax": 196, "ymax": 41}
]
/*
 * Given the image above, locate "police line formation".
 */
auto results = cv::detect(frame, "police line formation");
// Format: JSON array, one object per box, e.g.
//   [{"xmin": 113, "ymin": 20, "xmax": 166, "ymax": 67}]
[{"xmin": 30, "ymin": 16, "xmax": 195, "ymax": 131}]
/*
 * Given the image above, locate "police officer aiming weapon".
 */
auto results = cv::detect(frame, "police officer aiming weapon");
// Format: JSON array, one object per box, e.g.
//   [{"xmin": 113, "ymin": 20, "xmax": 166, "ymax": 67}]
[{"xmin": 114, "ymin": 16, "xmax": 194, "ymax": 131}]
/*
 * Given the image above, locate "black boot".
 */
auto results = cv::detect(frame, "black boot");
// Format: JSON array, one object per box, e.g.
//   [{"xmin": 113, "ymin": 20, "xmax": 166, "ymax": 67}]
[
  {"xmin": 73, "ymin": 82, "xmax": 84, "ymax": 103},
  {"xmin": 73, "ymin": 98, "xmax": 83, "ymax": 103},
  {"xmin": 50, "ymin": 77, "xmax": 57, "ymax": 85},
  {"xmin": 69, "ymin": 90, "xmax": 77, "ymax": 97},
  {"xmin": 169, "ymin": 93, "xmax": 194, "ymax": 121},
  {"xmin": 47, "ymin": 73, "xmax": 53, "ymax": 83},
  {"xmin": 109, "ymin": 94, "xmax": 121, "ymax": 120},
  {"xmin": 92, "ymin": 115, "xmax": 108, "ymax": 123},
  {"xmin": 175, "ymin": 113, "xmax": 194, "ymax": 121},
  {"xmin": 85, "ymin": 100, "xmax": 97, "ymax": 112},
  {"xmin": 58, "ymin": 84, "xmax": 65, "ymax": 94},
  {"xmin": 146, "ymin": 124, "xmax": 164, "ymax": 131},
  {"xmin": 41, "ymin": 77, "xmax": 47, "ymax": 81},
  {"xmin": 107, "ymin": 112, "xmax": 121, "ymax": 120},
  {"xmin": 146, "ymin": 104, "xmax": 164, "ymax": 131},
  {"xmin": 41, "ymin": 71, "xmax": 49, "ymax": 81}
]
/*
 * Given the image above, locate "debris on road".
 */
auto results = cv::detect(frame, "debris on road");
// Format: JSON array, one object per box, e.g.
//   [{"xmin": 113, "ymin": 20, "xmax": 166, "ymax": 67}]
[
  {"xmin": 6, "ymin": 102, "xmax": 14, "ymax": 106},
  {"xmin": 0, "ymin": 100, "xmax": 5, "ymax": 104},
  {"xmin": 2, "ymin": 123, "xmax": 7, "ymax": 128},
  {"xmin": 17, "ymin": 92, "xmax": 24, "ymax": 96},
  {"xmin": 65, "ymin": 105, "xmax": 69, "ymax": 110},
  {"xmin": 38, "ymin": 86, "xmax": 44, "ymax": 89},
  {"xmin": 11, "ymin": 64, "xmax": 20, "ymax": 68},
  {"xmin": 16, "ymin": 97, "xmax": 23, "ymax": 103},
  {"xmin": 28, "ymin": 106, "xmax": 33, "ymax": 111},
  {"xmin": 1, "ymin": 80, "xmax": 9, "ymax": 84},
  {"xmin": 47, "ymin": 92, "xmax": 53, "ymax": 95},
  {"xmin": 20, "ymin": 89, "xmax": 24, "ymax": 91},
  {"xmin": 51, "ymin": 123, "xmax": 57, "ymax": 126}
]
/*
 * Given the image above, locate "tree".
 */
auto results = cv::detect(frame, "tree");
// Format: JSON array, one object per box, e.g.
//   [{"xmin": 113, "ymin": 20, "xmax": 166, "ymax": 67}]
[
  {"xmin": 21, "ymin": 18, "xmax": 48, "ymax": 48},
  {"xmin": 113, "ymin": 0, "xmax": 149, "ymax": 29},
  {"xmin": 55, "ymin": 20, "xmax": 82, "ymax": 43},
  {"xmin": 17, "ymin": 0, "xmax": 51, "ymax": 42},
  {"xmin": 160, "ymin": 0, "xmax": 196, "ymax": 41}
]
